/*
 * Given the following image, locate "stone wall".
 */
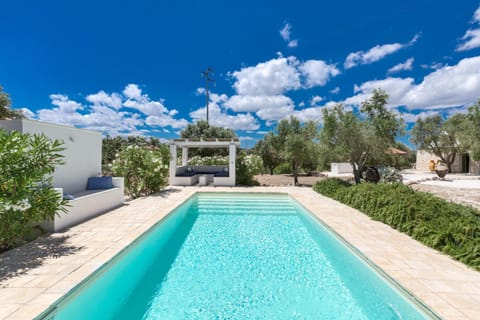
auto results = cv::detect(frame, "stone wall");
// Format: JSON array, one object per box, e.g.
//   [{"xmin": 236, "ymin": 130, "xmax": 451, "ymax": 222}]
[{"xmin": 416, "ymin": 150, "xmax": 479, "ymax": 174}]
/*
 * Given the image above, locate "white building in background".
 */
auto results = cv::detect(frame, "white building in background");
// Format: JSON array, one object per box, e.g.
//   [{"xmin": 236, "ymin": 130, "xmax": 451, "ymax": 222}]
[{"xmin": 416, "ymin": 150, "xmax": 480, "ymax": 174}]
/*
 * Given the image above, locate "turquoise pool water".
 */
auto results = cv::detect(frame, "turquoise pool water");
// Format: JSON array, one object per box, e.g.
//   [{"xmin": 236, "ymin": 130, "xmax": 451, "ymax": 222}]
[{"xmin": 39, "ymin": 193, "xmax": 437, "ymax": 319}]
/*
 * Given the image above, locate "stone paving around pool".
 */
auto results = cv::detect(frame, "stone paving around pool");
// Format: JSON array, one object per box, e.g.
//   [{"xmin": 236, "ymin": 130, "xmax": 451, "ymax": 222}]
[{"xmin": 0, "ymin": 186, "xmax": 479, "ymax": 319}]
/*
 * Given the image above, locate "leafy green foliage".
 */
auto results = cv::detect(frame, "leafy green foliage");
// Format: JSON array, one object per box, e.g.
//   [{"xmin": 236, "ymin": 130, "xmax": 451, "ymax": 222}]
[
  {"xmin": 102, "ymin": 136, "xmax": 162, "ymax": 174},
  {"xmin": 313, "ymin": 179, "xmax": 480, "ymax": 270},
  {"xmin": 276, "ymin": 117, "xmax": 319, "ymax": 185},
  {"xmin": 254, "ymin": 132, "xmax": 282, "ymax": 174},
  {"xmin": 0, "ymin": 130, "xmax": 66, "ymax": 250},
  {"xmin": 0, "ymin": 86, "xmax": 24, "ymax": 120},
  {"xmin": 320, "ymin": 89, "xmax": 404, "ymax": 184},
  {"xmin": 180, "ymin": 120, "xmax": 237, "ymax": 157},
  {"xmin": 181, "ymin": 120, "xmax": 236, "ymax": 139},
  {"xmin": 459, "ymin": 99, "xmax": 480, "ymax": 161},
  {"xmin": 312, "ymin": 178, "xmax": 351, "ymax": 197},
  {"xmin": 411, "ymin": 114, "xmax": 467, "ymax": 172},
  {"xmin": 273, "ymin": 162, "xmax": 292, "ymax": 174},
  {"xmin": 111, "ymin": 145, "xmax": 169, "ymax": 198},
  {"xmin": 371, "ymin": 142, "xmax": 415, "ymax": 170},
  {"xmin": 236, "ymin": 152, "xmax": 261, "ymax": 186},
  {"xmin": 253, "ymin": 117, "xmax": 319, "ymax": 182}
]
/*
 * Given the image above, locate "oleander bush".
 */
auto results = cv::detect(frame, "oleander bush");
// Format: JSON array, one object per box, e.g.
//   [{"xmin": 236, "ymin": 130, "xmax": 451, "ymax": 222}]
[
  {"xmin": 313, "ymin": 178, "xmax": 480, "ymax": 270},
  {"xmin": 0, "ymin": 129, "xmax": 67, "ymax": 250},
  {"xmin": 187, "ymin": 155, "xmax": 228, "ymax": 166},
  {"xmin": 111, "ymin": 145, "xmax": 169, "ymax": 198},
  {"xmin": 236, "ymin": 152, "xmax": 261, "ymax": 186}
]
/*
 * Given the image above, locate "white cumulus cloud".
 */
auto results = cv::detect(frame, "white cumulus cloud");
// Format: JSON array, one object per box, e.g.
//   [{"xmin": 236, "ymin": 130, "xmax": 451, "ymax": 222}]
[
  {"xmin": 388, "ymin": 57, "xmax": 414, "ymax": 73},
  {"xmin": 225, "ymin": 95, "xmax": 294, "ymax": 113},
  {"xmin": 300, "ymin": 60, "xmax": 340, "ymax": 87},
  {"xmin": 344, "ymin": 34, "xmax": 419, "ymax": 69},
  {"xmin": 230, "ymin": 56, "xmax": 301, "ymax": 95},
  {"xmin": 457, "ymin": 5, "xmax": 480, "ymax": 51},
  {"xmin": 189, "ymin": 103, "xmax": 259, "ymax": 131},
  {"xmin": 123, "ymin": 84, "xmax": 142, "ymax": 100},
  {"xmin": 30, "ymin": 84, "xmax": 189, "ymax": 136},
  {"xmin": 345, "ymin": 56, "xmax": 480, "ymax": 110},
  {"xmin": 310, "ymin": 95, "xmax": 323, "ymax": 106},
  {"xmin": 230, "ymin": 56, "xmax": 339, "ymax": 96},
  {"xmin": 292, "ymin": 101, "xmax": 337, "ymax": 123},
  {"xmin": 49, "ymin": 94, "xmax": 83, "ymax": 113},
  {"xmin": 86, "ymin": 91, "xmax": 122, "ymax": 109}
]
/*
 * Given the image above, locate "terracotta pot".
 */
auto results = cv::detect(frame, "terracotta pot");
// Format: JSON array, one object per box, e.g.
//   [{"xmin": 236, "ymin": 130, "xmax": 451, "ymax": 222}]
[{"xmin": 435, "ymin": 169, "xmax": 447, "ymax": 178}]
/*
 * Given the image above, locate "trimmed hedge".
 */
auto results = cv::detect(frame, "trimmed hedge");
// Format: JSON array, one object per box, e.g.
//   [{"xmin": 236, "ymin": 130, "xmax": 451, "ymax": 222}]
[{"xmin": 313, "ymin": 178, "xmax": 480, "ymax": 270}]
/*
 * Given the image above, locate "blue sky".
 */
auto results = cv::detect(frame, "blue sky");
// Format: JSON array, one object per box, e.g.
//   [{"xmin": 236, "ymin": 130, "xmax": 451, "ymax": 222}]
[{"xmin": 2, "ymin": 1, "xmax": 480, "ymax": 148}]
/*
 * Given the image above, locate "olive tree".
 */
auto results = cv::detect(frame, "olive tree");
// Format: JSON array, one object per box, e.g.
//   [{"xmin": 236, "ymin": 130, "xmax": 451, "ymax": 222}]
[
  {"xmin": 276, "ymin": 116, "xmax": 319, "ymax": 185},
  {"xmin": 320, "ymin": 89, "xmax": 404, "ymax": 184},
  {"xmin": 411, "ymin": 114, "xmax": 467, "ymax": 173},
  {"xmin": 180, "ymin": 120, "xmax": 237, "ymax": 157},
  {"xmin": 0, "ymin": 86, "xmax": 24, "ymax": 119},
  {"xmin": 254, "ymin": 132, "xmax": 282, "ymax": 174},
  {"xmin": 460, "ymin": 99, "xmax": 480, "ymax": 161}
]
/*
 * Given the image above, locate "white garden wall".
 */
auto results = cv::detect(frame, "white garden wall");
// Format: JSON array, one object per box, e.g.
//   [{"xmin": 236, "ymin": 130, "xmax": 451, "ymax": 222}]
[
  {"xmin": 331, "ymin": 162, "xmax": 353, "ymax": 174},
  {"xmin": 0, "ymin": 119, "xmax": 101, "ymax": 193}
]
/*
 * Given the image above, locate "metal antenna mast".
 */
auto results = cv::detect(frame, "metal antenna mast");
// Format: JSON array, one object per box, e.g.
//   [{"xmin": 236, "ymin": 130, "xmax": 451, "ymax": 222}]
[{"xmin": 201, "ymin": 67, "xmax": 214, "ymax": 125}]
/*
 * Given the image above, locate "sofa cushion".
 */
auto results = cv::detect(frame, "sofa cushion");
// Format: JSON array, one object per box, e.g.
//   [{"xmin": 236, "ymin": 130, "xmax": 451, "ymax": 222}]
[{"xmin": 87, "ymin": 176, "xmax": 113, "ymax": 190}]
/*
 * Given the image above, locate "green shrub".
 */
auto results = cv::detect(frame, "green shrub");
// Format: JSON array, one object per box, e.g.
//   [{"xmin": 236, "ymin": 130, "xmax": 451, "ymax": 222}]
[
  {"xmin": 313, "ymin": 178, "xmax": 351, "ymax": 197},
  {"xmin": 111, "ymin": 145, "xmax": 169, "ymax": 198},
  {"xmin": 0, "ymin": 130, "xmax": 67, "ymax": 250},
  {"xmin": 313, "ymin": 179, "xmax": 480, "ymax": 270},
  {"xmin": 236, "ymin": 152, "xmax": 260, "ymax": 186},
  {"xmin": 273, "ymin": 162, "xmax": 292, "ymax": 174}
]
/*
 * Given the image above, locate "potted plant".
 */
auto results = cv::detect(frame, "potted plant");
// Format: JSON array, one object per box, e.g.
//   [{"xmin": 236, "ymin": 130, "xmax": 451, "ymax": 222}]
[{"xmin": 435, "ymin": 161, "xmax": 448, "ymax": 178}]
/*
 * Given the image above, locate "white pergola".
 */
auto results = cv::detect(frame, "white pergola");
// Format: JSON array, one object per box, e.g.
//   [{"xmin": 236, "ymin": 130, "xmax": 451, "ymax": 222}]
[{"xmin": 169, "ymin": 138, "xmax": 240, "ymax": 186}]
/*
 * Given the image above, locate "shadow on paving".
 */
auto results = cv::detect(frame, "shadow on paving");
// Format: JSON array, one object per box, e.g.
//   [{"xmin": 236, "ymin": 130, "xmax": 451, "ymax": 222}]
[
  {"xmin": 150, "ymin": 188, "xmax": 182, "ymax": 198},
  {"xmin": 0, "ymin": 235, "xmax": 84, "ymax": 283}
]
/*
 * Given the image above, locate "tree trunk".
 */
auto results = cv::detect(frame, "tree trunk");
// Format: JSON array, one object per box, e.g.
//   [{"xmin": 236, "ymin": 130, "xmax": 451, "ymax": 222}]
[
  {"xmin": 353, "ymin": 168, "xmax": 362, "ymax": 184},
  {"xmin": 270, "ymin": 167, "xmax": 274, "ymax": 175},
  {"xmin": 292, "ymin": 161, "xmax": 299, "ymax": 185},
  {"xmin": 447, "ymin": 153, "xmax": 456, "ymax": 173}
]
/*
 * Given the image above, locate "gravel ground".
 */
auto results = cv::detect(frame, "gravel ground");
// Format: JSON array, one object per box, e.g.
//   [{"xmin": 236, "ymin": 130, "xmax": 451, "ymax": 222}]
[
  {"xmin": 254, "ymin": 174, "xmax": 326, "ymax": 187},
  {"xmin": 411, "ymin": 184, "xmax": 480, "ymax": 209}
]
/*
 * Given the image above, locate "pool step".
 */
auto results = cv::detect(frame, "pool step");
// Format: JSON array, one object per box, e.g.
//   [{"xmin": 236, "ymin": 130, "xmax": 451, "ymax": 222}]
[
  {"xmin": 196, "ymin": 199, "xmax": 293, "ymax": 206},
  {"xmin": 197, "ymin": 207, "xmax": 297, "ymax": 216},
  {"xmin": 197, "ymin": 204, "xmax": 296, "ymax": 211}
]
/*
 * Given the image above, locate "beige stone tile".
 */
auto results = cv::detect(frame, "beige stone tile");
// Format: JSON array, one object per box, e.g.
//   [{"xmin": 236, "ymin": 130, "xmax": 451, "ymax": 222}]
[
  {"xmin": 462, "ymin": 308, "xmax": 480, "ymax": 320},
  {"xmin": 0, "ymin": 287, "xmax": 45, "ymax": 304},
  {"xmin": 438, "ymin": 292, "xmax": 480, "ymax": 311},
  {"xmin": 0, "ymin": 303, "xmax": 21, "ymax": 320}
]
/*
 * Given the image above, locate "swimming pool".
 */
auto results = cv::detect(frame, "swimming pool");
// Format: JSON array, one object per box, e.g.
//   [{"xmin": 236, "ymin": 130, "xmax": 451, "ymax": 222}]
[{"xmin": 38, "ymin": 193, "xmax": 438, "ymax": 319}]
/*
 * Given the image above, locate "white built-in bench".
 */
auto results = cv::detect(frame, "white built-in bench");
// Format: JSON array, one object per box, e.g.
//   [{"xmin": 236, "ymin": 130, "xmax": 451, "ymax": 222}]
[
  {"xmin": 173, "ymin": 165, "xmax": 231, "ymax": 186},
  {"xmin": 41, "ymin": 177, "xmax": 125, "ymax": 232}
]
